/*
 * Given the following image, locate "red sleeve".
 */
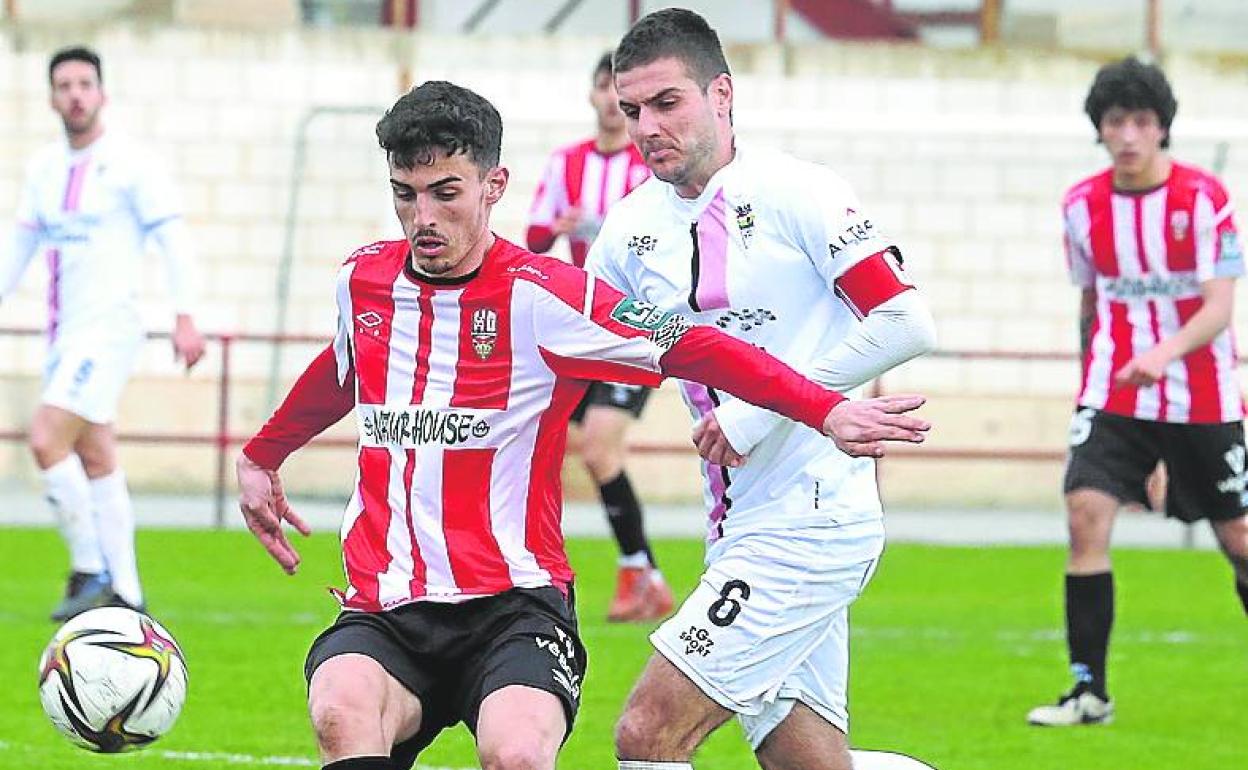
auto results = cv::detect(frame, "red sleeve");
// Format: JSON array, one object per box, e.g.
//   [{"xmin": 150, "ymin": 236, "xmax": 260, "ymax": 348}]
[
  {"xmin": 242, "ymin": 345, "xmax": 355, "ymax": 470},
  {"xmin": 526, "ymin": 224, "xmax": 557, "ymax": 254},
  {"xmin": 659, "ymin": 326, "xmax": 845, "ymax": 432}
]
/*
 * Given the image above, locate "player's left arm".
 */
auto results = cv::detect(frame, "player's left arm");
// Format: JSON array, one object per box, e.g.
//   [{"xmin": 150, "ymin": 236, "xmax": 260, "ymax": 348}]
[
  {"xmin": 1116, "ymin": 193, "xmax": 1242, "ymax": 387},
  {"xmin": 130, "ymin": 155, "xmax": 205, "ymax": 369},
  {"xmin": 532, "ymin": 270, "xmax": 929, "ymax": 457},
  {"xmin": 706, "ymin": 177, "xmax": 936, "ymax": 463}
]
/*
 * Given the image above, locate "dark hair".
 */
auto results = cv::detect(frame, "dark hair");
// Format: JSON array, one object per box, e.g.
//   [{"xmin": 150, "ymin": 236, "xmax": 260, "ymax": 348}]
[
  {"xmin": 593, "ymin": 51, "xmax": 613, "ymax": 82},
  {"xmin": 376, "ymin": 80, "xmax": 502, "ymax": 171},
  {"xmin": 1084, "ymin": 56, "xmax": 1177, "ymax": 148},
  {"xmin": 614, "ymin": 7, "xmax": 730, "ymax": 88},
  {"xmin": 48, "ymin": 46, "xmax": 102, "ymax": 85}
]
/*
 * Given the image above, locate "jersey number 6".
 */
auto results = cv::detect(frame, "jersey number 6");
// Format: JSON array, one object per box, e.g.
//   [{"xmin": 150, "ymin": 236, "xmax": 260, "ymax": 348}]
[{"xmin": 707, "ymin": 579, "xmax": 751, "ymax": 627}]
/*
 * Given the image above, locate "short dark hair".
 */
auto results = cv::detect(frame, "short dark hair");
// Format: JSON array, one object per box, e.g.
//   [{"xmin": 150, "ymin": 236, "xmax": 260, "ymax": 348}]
[
  {"xmin": 1084, "ymin": 56, "xmax": 1177, "ymax": 148},
  {"xmin": 375, "ymin": 80, "xmax": 502, "ymax": 172},
  {"xmin": 593, "ymin": 51, "xmax": 613, "ymax": 82},
  {"xmin": 48, "ymin": 46, "xmax": 102, "ymax": 85},
  {"xmin": 614, "ymin": 7, "xmax": 730, "ymax": 89}
]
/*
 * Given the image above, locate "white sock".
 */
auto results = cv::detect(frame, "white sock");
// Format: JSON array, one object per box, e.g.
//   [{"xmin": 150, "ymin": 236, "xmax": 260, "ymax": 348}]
[
  {"xmin": 618, "ymin": 763, "xmax": 693, "ymax": 769},
  {"xmin": 850, "ymin": 750, "xmax": 937, "ymax": 769},
  {"xmin": 618, "ymin": 551, "xmax": 650, "ymax": 569},
  {"xmin": 44, "ymin": 455, "xmax": 104, "ymax": 574},
  {"xmin": 90, "ymin": 469, "xmax": 142, "ymax": 606}
]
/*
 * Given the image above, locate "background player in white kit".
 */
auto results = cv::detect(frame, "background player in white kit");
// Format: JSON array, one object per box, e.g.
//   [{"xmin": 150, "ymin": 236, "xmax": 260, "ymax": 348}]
[
  {"xmin": 0, "ymin": 46, "xmax": 205, "ymax": 621},
  {"xmin": 527, "ymin": 52, "xmax": 672, "ymax": 623},
  {"xmin": 586, "ymin": 10, "xmax": 938, "ymax": 770}
]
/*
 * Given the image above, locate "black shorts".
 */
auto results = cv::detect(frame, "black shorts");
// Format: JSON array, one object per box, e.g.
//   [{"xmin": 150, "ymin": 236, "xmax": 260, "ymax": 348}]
[
  {"xmin": 304, "ymin": 586, "xmax": 586, "ymax": 769},
  {"xmin": 1063, "ymin": 407, "xmax": 1248, "ymax": 523},
  {"xmin": 570, "ymin": 381, "xmax": 652, "ymax": 423}
]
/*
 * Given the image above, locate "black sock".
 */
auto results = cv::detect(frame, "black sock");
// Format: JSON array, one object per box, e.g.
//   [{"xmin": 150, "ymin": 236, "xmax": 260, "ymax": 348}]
[
  {"xmin": 1066, "ymin": 571, "xmax": 1114, "ymax": 698},
  {"xmin": 599, "ymin": 471, "xmax": 655, "ymax": 567},
  {"xmin": 323, "ymin": 757, "xmax": 393, "ymax": 770},
  {"xmin": 1236, "ymin": 578, "xmax": 1248, "ymax": 617}
]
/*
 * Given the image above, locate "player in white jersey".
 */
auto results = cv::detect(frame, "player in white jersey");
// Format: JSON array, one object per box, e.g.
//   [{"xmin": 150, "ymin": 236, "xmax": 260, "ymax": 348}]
[
  {"xmin": 588, "ymin": 11, "xmax": 937, "ymax": 770},
  {"xmin": 0, "ymin": 47, "xmax": 205, "ymax": 621},
  {"xmin": 235, "ymin": 80, "xmax": 929, "ymax": 770}
]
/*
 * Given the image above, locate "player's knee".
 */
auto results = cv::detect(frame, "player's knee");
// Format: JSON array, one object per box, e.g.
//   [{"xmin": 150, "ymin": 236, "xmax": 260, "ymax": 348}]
[
  {"xmin": 478, "ymin": 736, "xmax": 557, "ymax": 770},
  {"xmin": 614, "ymin": 705, "xmax": 670, "ymax": 758},
  {"xmin": 308, "ymin": 688, "xmax": 374, "ymax": 755},
  {"xmin": 28, "ymin": 430, "xmax": 67, "ymax": 468},
  {"xmin": 581, "ymin": 442, "xmax": 624, "ymax": 482}
]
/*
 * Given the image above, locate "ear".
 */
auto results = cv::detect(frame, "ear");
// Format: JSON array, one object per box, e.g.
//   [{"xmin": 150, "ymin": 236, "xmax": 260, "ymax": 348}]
[
  {"xmin": 483, "ymin": 166, "xmax": 509, "ymax": 205},
  {"xmin": 709, "ymin": 73, "xmax": 733, "ymax": 118}
]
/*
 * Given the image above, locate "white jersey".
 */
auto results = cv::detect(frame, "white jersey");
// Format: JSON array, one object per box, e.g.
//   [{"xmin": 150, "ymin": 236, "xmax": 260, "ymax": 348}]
[
  {"xmin": 3, "ymin": 134, "xmax": 194, "ymax": 345},
  {"xmin": 588, "ymin": 145, "xmax": 897, "ymax": 543}
]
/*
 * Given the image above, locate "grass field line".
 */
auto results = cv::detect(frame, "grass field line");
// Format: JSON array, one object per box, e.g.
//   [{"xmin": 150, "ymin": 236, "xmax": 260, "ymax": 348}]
[{"xmin": 0, "ymin": 740, "xmax": 476, "ymax": 770}]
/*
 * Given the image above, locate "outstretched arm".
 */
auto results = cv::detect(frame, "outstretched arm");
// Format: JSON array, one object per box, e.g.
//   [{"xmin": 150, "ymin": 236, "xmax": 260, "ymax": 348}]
[{"xmin": 237, "ymin": 344, "xmax": 355, "ymax": 574}]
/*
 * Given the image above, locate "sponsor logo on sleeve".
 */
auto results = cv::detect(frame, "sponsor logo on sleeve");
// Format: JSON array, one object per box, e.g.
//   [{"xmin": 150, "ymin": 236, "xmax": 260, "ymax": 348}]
[
  {"xmin": 828, "ymin": 218, "xmax": 877, "ymax": 257},
  {"xmin": 610, "ymin": 298, "xmax": 673, "ymax": 330},
  {"xmin": 1220, "ymin": 230, "xmax": 1244, "ymax": 264}
]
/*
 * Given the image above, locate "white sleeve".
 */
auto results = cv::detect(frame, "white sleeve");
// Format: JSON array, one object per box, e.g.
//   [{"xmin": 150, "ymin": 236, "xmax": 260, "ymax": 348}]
[
  {"xmin": 528, "ymin": 152, "xmax": 566, "ymax": 229},
  {"xmin": 789, "ymin": 167, "xmax": 898, "ymax": 291},
  {"xmin": 584, "ymin": 216, "xmax": 637, "ymax": 296},
  {"xmin": 1063, "ymin": 201, "xmax": 1096, "ymax": 288},
  {"xmin": 715, "ymin": 286, "xmax": 937, "ymax": 454},
  {"xmin": 132, "ymin": 156, "xmax": 197, "ymax": 316},
  {"xmin": 2, "ymin": 164, "xmax": 45, "ymax": 299}
]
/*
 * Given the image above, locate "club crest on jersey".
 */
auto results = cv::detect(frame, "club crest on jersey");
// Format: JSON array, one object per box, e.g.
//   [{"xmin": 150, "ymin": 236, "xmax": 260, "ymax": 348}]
[
  {"xmin": 470, "ymin": 308, "xmax": 498, "ymax": 360},
  {"xmin": 1170, "ymin": 210, "xmax": 1190, "ymax": 241},
  {"xmin": 735, "ymin": 203, "xmax": 756, "ymax": 247}
]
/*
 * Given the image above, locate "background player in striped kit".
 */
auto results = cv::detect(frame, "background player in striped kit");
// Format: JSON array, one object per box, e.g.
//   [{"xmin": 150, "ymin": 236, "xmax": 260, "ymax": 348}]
[
  {"xmin": 526, "ymin": 53, "xmax": 671, "ymax": 623},
  {"xmin": 1, "ymin": 46, "xmax": 205, "ymax": 621},
  {"xmin": 235, "ymin": 80, "xmax": 929, "ymax": 770},
  {"xmin": 1027, "ymin": 56, "xmax": 1248, "ymax": 727}
]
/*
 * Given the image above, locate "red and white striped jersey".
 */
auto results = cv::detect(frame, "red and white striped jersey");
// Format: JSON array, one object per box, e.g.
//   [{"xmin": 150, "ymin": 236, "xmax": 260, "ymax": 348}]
[
  {"xmin": 1063, "ymin": 162, "xmax": 1245, "ymax": 423},
  {"xmin": 526, "ymin": 139, "xmax": 650, "ymax": 268},
  {"xmin": 329, "ymin": 237, "xmax": 678, "ymax": 609}
]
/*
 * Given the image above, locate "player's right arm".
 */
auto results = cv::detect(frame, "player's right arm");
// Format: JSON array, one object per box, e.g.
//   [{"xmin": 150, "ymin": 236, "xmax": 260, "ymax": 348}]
[
  {"xmin": 1, "ymin": 161, "xmax": 47, "ymax": 301},
  {"xmin": 237, "ymin": 343, "xmax": 354, "ymax": 574},
  {"xmin": 526, "ymin": 150, "xmax": 579, "ymax": 254}
]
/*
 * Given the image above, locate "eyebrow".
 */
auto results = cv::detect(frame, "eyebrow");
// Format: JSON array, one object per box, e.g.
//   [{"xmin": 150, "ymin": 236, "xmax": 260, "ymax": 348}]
[
  {"xmin": 389, "ymin": 174, "xmax": 462, "ymax": 190},
  {"xmin": 620, "ymin": 86, "xmax": 682, "ymax": 107}
]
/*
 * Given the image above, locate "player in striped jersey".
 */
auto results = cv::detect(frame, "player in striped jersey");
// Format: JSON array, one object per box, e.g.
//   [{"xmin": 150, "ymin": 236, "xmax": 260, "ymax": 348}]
[
  {"xmin": 234, "ymin": 81, "xmax": 929, "ymax": 770},
  {"xmin": 1028, "ymin": 57, "xmax": 1248, "ymax": 728},
  {"xmin": 527, "ymin": 53, "xmax": 670, "ymax": 624}
]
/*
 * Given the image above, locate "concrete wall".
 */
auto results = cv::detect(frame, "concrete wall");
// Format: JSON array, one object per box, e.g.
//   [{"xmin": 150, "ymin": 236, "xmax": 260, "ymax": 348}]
[{"xmin": 2, "ymin": 22, "xmax": 1247, "ymax": 508}]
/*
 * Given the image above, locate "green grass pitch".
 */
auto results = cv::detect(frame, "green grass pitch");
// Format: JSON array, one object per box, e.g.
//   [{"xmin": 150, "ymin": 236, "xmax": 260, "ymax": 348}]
[{"xmin": 2, "ymin": 526, "xmax": 1244, "ymax": 769}]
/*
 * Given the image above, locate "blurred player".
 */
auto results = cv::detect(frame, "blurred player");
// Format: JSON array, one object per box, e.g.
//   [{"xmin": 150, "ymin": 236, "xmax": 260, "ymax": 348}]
[
  {"xmin": 587, "ymin": 10, "xmax": 937, "ymax": 770},
  {"xmin": 1027, "ymin": 57, "xmax": 1248, "ymax": 727},
  {"xmin": 526, "ymin": 52, "xmax": 669, "ymax": 623},
  {"xmin": 235, "ymin": 80, "xmax": 929, "ymax": 770},
  {"xmin": 1, "ymin": 46, "xmax": 205, "ymax": 621}
]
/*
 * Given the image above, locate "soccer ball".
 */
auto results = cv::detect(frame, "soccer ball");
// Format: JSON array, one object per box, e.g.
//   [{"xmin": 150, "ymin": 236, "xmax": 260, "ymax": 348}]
[{"xmin": 37, "ymin": 606, "xmax": 188, "ymax": 752}]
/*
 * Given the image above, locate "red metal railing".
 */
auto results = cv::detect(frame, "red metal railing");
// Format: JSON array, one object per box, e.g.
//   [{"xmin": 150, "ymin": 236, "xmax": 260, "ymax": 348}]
[{"xmin": 0, "ymin": 326, "xmax": 1083, "ymax": 527}]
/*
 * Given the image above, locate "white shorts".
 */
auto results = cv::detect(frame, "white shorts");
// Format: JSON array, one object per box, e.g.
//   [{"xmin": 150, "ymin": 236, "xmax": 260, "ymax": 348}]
[
  {"xmin": 42, "ymin": 334, "xmax": 143, "ymax": 424},
  {"xmin": 650, "ymin": 518, "xmax": 884, "ymax": 748}
]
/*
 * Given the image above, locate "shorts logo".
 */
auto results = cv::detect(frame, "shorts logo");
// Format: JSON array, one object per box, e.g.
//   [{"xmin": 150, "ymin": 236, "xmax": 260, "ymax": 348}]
[
  {"xmin": 1069, "ymin": 408, "xmax": 1095, "ymax": 447},
  {"xmin": 470, "ymin": 307, "xmax": 498, "ymax": 360},
  {"xmin": 1217, "ymin": 444, "xmax": 1247, "ymax": 498},
  {"xmin": 679, "ymin": 626, "xmax": 715, "ymax": 657},
  {"xmin": 534, "ymin": 625, "xmax": 581, "ymax": 701},
  {"xmin": 1170, "ymin": 210, "xmax": 1190, "ymax": 241}
]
